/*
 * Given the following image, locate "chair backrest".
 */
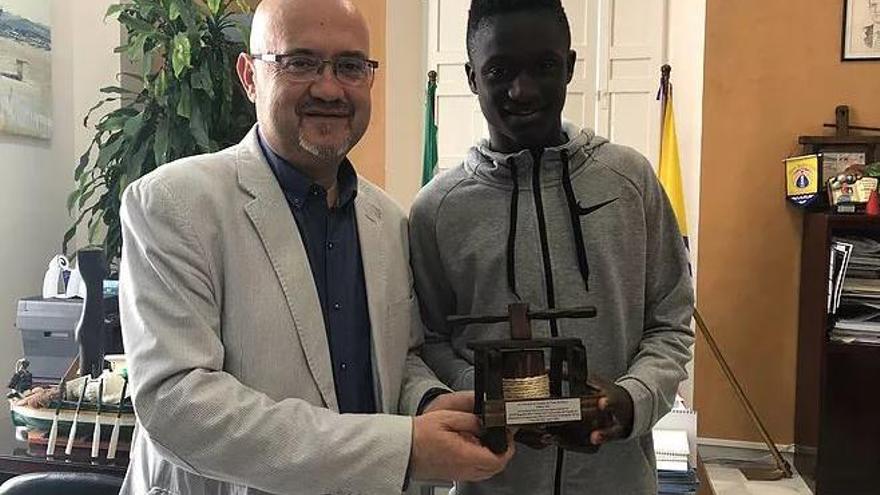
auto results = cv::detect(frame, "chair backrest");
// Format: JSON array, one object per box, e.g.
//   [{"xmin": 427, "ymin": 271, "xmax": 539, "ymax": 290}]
[{"xmin": 0, "ymin": 472, "xmax": 123, "ymax": 495}]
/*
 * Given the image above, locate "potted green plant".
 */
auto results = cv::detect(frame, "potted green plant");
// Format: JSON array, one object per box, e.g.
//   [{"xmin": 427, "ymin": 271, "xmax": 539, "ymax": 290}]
[{"xmin": 64, "ymin": 0, "xmax": 255, "ymax": 265}]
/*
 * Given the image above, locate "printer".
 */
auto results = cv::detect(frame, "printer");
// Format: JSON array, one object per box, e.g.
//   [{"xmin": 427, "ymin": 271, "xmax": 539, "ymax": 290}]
[{"xmin": 15, "ymin": 289, "xmax": 121, "ymax": 383}]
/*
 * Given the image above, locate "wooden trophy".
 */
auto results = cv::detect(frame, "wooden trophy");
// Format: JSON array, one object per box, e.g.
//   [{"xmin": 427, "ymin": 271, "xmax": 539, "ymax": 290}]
[{"xmin": 450, "ymin": 303, "xmax": 612, "ymax": 454}]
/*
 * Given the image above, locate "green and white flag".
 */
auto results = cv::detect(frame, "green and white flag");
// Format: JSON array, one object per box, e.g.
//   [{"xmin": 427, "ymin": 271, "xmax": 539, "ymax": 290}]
[{"xmin": 421, "ymin": 71, "xmax": 438, "ymax": 186}]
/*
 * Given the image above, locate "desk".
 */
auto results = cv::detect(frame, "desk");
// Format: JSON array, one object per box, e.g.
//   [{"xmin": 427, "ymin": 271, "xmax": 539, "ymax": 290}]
[
  {"xmin": 0, "ymin": 404, "xmax": 126, "ymax": 484},
  {"xmin": 697, "ymin": 455, "xmax": 715, "ymax": 495}
]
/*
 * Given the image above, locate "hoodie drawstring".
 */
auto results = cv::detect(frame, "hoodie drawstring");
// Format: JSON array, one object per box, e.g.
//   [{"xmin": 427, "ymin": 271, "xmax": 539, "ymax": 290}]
[
  {"xmin": 506, "ymin": 157, "xmax": 521, "ymax": 300},
  {"xmin": 505, "ymin": 149, "xmax": 593, "ymax": 303},
  {"xmin": 560, "ymin": 149, "xmax": 591, "ymax": 292}
]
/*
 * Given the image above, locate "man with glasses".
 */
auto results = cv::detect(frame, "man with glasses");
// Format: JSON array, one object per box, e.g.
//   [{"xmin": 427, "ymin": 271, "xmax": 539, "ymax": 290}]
[{"xmin": 117, "ymin": 0, "xmax": 513, "ymax": 493}]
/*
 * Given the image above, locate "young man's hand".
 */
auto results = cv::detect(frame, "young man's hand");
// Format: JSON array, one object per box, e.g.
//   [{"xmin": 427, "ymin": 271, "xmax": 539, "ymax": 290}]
[{"xmin": 587, "ymin": 375, "xmax": 634, "ymax": 445}]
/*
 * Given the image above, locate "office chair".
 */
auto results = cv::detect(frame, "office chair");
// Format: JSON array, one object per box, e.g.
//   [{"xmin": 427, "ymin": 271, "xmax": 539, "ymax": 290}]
[{"xmin": 0, "ymin": 472, "xmax": 123, "ymax": 495}]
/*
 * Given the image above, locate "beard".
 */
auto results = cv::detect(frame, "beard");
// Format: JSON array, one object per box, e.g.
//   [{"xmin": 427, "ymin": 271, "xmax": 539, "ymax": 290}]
[{"xmin": 297, "ymin": 122, "xmax": 353, "ymax": 161}]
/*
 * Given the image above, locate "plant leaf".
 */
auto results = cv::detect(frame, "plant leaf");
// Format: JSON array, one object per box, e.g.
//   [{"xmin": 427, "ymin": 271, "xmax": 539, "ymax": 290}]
[
  {"xmin": 168, "ymin": 0, "xmax": 181, "ymax": 20},
  {"xmin": 191, "ymin": 63, "xmax": 214, "ymax": 98},
  {"xmin": 207, "ymin": 0, "xmax": 222, "ymax": 16},
  {"xmin": 105, "ymin": 4, "xmax": 126, "ymax": 19},
  {"xmin": 100, "ymin": 86, "xmax": 137, "ymax": 95},
  {"xmin": 63, "ymin": 203, "xmax": 100, "ymax": 255},
  {"xmin": 66, "ymin": 189, "xmax": 82, "ymax": 213},
  {"xmin": 78, "ymin": 187, "xmax": 98, "ymax": 209},
  {"xmin": 172, "ymin": 33, "xmax": 192, "ymax": 78},
  {"xmin": 119, "ymin": 15, "xmax": 155, "ymax": 36},
  {"xmin": 83, "ymin": 97, "xmax": 120, "ymax": 127},
  {"xmin": 176, "ymin": 0, "xmax": 197, "ymax": 32},
  {"xmin": 96, "ymin": 105, "xmax": 139, "ymax": 128},
  {"xmin": 74, "ymin": 141, "xmax": 96, "ymax": 181},
  {"xmin": 154, "ymin": 116, "xmax": 170, "ymax": 165},
  {"xmin": 152, "ymin": 70, "xmax": 168, "ymax": 97},
  {"xmin": 62, "ymin": 225, "xmax": 78, "ymax": 256},
  {"xmin": 120, "ymin": 137, "xmax": 152, "ymax": 194},
  {"xmin": 176, "ymin": 81, "xmax": 192, "ymax": 118},
  {"xmin": 234, "ymin": 0, "xmax": 251, "ymax": 14},
  {"xmin": 123, "ymin": 112, "xmax": 145, "ymax": 139},
  {"xmin": 95, "ymin": 135, "xmax": 126, "ymax": 170},
  {"xmin": 88, "ymin": 215, "xmax": 104, "ymax": 245},
  {"xmin": 189, "ymin": 100, "xmax": 211, "ymax": 151},
  {"xmin": 234, "ymin": 24, "xmax": 251, "ymax": 51}
]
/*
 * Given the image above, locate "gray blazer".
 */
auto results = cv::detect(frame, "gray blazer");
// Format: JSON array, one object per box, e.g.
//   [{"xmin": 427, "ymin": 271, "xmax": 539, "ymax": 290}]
[{"xmin": 118, "ymin": 128, "xmax": 446, "ymax": 495}]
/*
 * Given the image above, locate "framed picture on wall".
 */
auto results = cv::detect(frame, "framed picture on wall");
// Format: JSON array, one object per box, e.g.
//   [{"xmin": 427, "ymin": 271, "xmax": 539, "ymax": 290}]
[
  {"xmin": 0, "ymin": 0, "xmax": 53, "ymax": 139},
  {"xmin": 843, "ymin": 0, "xmax": 880, "ymax": 60}
]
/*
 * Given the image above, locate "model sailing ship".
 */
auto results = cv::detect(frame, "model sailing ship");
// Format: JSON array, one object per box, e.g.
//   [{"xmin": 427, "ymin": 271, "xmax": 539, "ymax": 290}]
[
  {"xmin": 7, "ymin": 357, "xmax": 135, "ymax": 463},
  {"xmin": 7, "ymin": 248, "xmax": 135, "ymax": 464}
]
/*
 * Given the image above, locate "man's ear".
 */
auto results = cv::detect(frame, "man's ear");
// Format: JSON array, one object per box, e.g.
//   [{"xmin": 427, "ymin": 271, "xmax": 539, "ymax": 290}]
[
  {"xmin": 465, "ymin": 62, "xmax": 478, "ymax": 95},
  {"xmin": 236, "ymin": 52, "xmax": 258, "ymax": 103},
  {"xmin": 566, "ymin": 49, "xmax": 577, "ymax": 84}
]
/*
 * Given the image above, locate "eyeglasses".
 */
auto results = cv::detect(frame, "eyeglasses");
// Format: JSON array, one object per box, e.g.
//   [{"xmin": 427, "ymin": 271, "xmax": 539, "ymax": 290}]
[{"xmin": 251, "ymin": 53, "xmax": 379, "ymax": 87}]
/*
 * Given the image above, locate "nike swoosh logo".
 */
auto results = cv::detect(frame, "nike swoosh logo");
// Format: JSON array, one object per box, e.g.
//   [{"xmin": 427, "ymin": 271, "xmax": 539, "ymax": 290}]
[{"xmin": 577, "ymin": 197, "xmax": 619, "ymax": 216}]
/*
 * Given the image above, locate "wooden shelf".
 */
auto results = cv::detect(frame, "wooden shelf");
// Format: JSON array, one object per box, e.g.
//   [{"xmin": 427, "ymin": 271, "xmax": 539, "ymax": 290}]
[
  {"xmin": 795, "ymin": 212, "xmax": 880, "ymax": 495},
  {"xmin": 824, "ymin": 214, "xmax": 880, "ymax": 230}
]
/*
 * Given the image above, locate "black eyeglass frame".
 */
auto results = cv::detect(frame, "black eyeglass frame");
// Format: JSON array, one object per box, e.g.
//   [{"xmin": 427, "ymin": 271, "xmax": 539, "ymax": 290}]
[{"xmin": 250, "ymin": 53, "xmax": 380, "ymax": 85}]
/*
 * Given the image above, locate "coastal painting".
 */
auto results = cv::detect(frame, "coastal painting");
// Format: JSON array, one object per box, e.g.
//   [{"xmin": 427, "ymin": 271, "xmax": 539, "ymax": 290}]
[{"xmin": 0, "ymin": 0, "xmax": 51, "ymax": 140}]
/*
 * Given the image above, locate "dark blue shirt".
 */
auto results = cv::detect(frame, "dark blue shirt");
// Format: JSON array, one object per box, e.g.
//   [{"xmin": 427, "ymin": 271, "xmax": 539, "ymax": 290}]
[{"xmin": 257, "ymin": 131, "xmax": 377, "ymax": 414}]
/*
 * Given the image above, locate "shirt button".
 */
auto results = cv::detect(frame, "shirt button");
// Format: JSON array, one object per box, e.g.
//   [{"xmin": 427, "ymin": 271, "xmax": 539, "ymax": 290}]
[
  {"xmin": 340, "ymin": 362, "xmax": 347, "ymax": 370},
  {"xmin": 328, "ymin": 241, "xmax": 335, "ymax": 250},
  {"xmin": 333, "ymin": 302, "xmax": 342, "ymax": 311}
]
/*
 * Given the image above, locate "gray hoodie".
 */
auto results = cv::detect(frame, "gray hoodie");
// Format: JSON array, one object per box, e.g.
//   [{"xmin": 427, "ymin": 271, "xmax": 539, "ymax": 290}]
[{"xmin": 409, "ymin": 123, "xmax": 695, "ymax": 494}]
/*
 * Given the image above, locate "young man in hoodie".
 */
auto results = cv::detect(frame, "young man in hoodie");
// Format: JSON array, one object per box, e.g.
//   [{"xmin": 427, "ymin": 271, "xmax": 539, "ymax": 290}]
[{"xmin": 409, "ymin": 0, "xmax": 695, "ymax": 493}]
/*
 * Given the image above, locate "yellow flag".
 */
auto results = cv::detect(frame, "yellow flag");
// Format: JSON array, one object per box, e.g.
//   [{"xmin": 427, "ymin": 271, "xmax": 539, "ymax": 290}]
[{"xmin": 658, "ymin": 94, "xmax": 688, "ymax": 237}]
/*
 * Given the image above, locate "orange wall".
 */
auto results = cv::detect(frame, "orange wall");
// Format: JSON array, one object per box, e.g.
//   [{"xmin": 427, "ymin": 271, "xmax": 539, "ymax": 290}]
[
  {"xmin": 245, "ymin": 0, "xmax": 386, "ymax": 186},
  {"xmin": 697, "ymin": 0, "xmax": 880, "ymax": 443}
]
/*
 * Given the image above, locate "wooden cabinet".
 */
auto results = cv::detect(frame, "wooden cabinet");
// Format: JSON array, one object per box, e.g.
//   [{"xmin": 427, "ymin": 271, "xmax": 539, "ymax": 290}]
[{"xmin": 795, "ymin": 213, "xmax": 880, "ymax": 495}]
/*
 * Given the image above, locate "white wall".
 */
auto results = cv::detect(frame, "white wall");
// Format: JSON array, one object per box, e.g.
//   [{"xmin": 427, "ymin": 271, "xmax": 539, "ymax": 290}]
[
  {"xmin": 384, "ymin": 0, "xmax": 427, "ymax": 208},
  {"xmin": 0, "ymin": 0, "xmax": 120, "ymax": 446},
  {"xmin": 665, "ymin": 0, "xmax": 706, "ymax": 407}
]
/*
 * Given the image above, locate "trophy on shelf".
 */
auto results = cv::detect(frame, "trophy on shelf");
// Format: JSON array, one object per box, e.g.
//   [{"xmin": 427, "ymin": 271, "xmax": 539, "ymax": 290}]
[{"xmin": 448, "ymin": 303, "xmax": 613, "ymax": 454}]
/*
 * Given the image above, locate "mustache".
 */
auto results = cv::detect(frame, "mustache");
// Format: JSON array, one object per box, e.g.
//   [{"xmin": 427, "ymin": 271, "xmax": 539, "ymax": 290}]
[{"xmin": 297, "ymin": 100, "xmax": 353, "ymax": 117}]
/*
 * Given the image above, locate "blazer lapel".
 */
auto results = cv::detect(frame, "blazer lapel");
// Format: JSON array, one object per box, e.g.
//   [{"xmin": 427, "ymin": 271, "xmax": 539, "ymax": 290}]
[
  {"xmin": 236, "ymin": 128, "xmax": 338, "ymax": 411},
  {"xmin": 355, "ymin": 190, "xmax": 393, "ymax": 412}
]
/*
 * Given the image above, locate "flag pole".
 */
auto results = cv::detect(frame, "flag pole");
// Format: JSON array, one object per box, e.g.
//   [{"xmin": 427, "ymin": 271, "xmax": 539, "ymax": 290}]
[
  {"xmin": 657, "ymin": 64, "xmax": 792, "ymax": 480},
  {"xmin": 693, "ymin": 309, "xmax": 793, "ymax": 480},
  {"xmin": 658, "ymin": 64, "xmax": 672, "ymax": 136}
]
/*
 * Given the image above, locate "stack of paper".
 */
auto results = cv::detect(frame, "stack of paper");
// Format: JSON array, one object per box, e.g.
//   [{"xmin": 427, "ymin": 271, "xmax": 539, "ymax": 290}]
[
  {"xmin": 654, "ymin": 397, "xmax": 699, "ymax": 495},
  {"xmin": 831, "ymin": 237, "xmax": 880, "ymax": 344},
  {"xmin": 654, "ymin": 429, "xmax": 689, "ymax": 472},
  {"xmin": 827, "ymin": 240, "xmax": 853, "ymax": 314}
]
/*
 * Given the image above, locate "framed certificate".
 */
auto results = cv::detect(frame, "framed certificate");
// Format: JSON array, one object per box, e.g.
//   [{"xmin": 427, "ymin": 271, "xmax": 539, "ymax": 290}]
[{"xmin": 843, "ymin": 0, "xmax": 880, "ymax": 61}]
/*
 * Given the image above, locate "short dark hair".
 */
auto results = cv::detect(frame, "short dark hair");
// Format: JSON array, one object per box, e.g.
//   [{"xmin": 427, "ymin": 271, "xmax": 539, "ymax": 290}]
[{"xmin": 466, "ymin": 0, "xmax": 571, "ymax": 57}]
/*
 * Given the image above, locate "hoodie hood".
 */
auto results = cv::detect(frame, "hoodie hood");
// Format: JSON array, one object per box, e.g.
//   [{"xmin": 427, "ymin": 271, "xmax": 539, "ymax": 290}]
[{"xmin": 465, "ymin": 122, "xmax": 609, "ymax": 188}]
